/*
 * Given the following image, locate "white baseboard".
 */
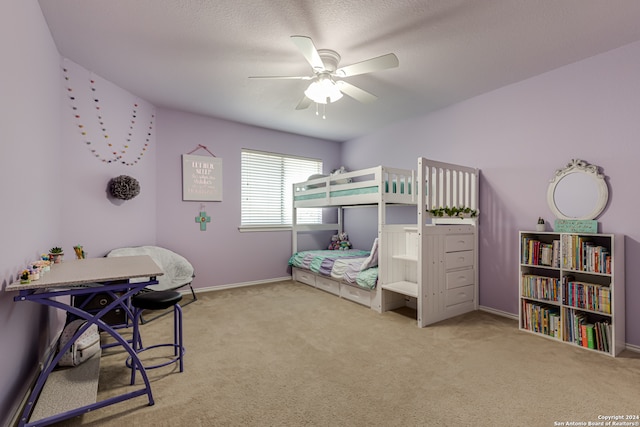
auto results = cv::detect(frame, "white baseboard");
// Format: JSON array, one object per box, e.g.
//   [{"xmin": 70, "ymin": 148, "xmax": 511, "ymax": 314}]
[
  {"xmin": 478, "ymin": 306, "xmax": 640, "ymax": 354},
  {"xmin": 478, "ymin": 305, "xmax": 518, "ymax": 320},
  {"xmin": 190, "ymin": 276, "xmax": 292, "ymax": 294}
]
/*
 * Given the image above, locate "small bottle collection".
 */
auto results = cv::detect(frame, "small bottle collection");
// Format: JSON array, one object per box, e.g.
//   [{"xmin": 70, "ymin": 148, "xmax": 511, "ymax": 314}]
[
  {"xmin": 17, "ymin": 245, "xmax": 89, "ymax": 284},
  {"xmin": 19, "ymin": 254, "xmax": 53, "ymax": 284}
]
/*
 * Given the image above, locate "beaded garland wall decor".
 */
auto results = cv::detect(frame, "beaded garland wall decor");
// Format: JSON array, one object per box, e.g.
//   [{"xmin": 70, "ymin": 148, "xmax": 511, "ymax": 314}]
[{"xmin": 62, "ymin": 60, "xmax": 154, "ymax": 166}]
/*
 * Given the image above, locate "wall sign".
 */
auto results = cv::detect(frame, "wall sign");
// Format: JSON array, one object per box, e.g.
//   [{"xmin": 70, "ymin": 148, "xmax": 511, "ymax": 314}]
[
  {"xmin": 554, "ymin": 219, "xmax": 598, "ymax": 234},
  {"xmin": 182, "ymin": 154, "xmax": 223, "ymax": 201}
]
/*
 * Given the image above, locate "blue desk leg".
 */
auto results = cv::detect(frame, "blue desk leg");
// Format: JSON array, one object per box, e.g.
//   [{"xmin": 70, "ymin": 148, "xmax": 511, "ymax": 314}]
[{"xmin": 15, "ymin": 284, "xmax": 156, "ymax": 427}]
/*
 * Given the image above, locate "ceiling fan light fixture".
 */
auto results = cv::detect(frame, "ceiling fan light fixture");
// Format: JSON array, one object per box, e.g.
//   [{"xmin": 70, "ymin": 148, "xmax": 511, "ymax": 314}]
[
  {"xmin": 304, "ymin": 77, "xmax": 343, "ymax": 104},
  {"xmin": 251, "ymin": 36, "xmax": 399, "ymax": 111}
]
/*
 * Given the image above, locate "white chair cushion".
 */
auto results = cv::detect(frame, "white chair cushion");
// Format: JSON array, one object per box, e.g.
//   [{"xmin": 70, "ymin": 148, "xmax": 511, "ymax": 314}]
[{"xmin": 106, "ymin": 246, "xmax": 194, "ymax": 291}]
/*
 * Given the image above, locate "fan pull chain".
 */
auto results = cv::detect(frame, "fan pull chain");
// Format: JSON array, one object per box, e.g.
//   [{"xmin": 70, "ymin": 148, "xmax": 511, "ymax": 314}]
[{"xmin": 313, "ymin": 102, "xmax": 327, "ymax": 119}]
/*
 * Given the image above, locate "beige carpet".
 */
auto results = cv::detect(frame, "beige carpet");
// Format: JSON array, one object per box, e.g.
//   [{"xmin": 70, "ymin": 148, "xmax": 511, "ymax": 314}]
[{"xmin": 51, "ymin": 280, "xmax": 640, "ymax": 427}]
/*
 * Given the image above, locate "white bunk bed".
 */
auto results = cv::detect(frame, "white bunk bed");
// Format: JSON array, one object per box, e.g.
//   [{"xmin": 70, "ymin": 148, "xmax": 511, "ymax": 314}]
[{"xmin": 290, "ymin": 158, "xmax": 479, "ymax": 327}]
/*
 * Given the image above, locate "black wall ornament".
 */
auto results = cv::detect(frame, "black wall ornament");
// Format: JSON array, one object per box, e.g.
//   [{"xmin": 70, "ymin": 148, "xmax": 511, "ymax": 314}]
[{"xmin": 109, "ymin": 175, "xmax": 140, "ymax": 200}]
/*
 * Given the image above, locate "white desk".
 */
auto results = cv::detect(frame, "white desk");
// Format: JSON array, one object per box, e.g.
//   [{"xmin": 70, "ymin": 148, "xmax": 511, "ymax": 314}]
[{"xmin": 7, "ymin": 255, "xmax": 164, "ymax": 427}]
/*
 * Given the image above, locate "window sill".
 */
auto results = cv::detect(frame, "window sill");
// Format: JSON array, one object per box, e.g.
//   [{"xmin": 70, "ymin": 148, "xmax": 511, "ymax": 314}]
[{"xmin": 238, "ymin": 225, "xmax": 292, "ymax": 233}]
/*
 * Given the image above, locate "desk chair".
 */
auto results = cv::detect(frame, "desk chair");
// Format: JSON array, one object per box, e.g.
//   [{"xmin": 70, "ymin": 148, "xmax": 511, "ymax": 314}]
[
  {"xmin": 106, "ymin": 246, "xmax": 196, "ymax": 322},
  {"xmin": 127, "ymin": 290, "xmax": 185, "ymax": 384}
]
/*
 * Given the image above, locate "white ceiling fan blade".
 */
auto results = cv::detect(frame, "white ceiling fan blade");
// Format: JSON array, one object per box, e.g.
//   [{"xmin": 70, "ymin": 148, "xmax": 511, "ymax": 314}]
[
  {"xmin": 335, "ymin": 53, "xmax": 399, "ymax": 77},
  {"xmin": 335, "ymin": 81, "xmax": 378, "ymax": 103},
  {"xmin": 290, "ymin": 36, "xmax": 325, "ymax": 71},
  {"xmin": 295, "ymin": 96, "xmax": 313, "ymax": 110},
  {"xmin": 248, "ymin": 75, "xmax": 313, "ymax": 80}
]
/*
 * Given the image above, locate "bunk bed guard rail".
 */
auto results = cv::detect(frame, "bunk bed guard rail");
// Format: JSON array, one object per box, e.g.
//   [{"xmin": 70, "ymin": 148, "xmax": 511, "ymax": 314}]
[
  {"xmin": 292, "ymin": 165, "xmax": 417, "ymax": 208},
  {"xmin": 418, "ymin": 157, "xmax": 479, "ymax": 214}
]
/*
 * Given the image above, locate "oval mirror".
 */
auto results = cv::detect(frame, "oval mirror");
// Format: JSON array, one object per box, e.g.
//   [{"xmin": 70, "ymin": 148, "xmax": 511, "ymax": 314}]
[{"xmin": 547, "ymin": 159, "xmax": 608, "ymax": 220}]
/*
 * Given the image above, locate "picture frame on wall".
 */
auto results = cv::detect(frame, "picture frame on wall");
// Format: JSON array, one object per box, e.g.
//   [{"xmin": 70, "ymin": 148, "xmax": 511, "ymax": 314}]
[{"xmin": 182, "ymin": 154, "xmax": 223, "ymax": 201}]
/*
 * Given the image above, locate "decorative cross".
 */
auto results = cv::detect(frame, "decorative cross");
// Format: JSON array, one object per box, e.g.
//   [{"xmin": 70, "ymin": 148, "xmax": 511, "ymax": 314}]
[{"xmin": 195, "ymin": 211, "xmax": 211, "ymax": 231}]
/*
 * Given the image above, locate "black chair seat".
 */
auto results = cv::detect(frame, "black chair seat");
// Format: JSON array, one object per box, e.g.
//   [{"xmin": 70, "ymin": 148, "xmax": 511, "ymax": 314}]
[
  {"xmin": 132, "ymin": 290, "xmax": 182, "ymax": 311},
  {"xmin": 127, "ymin": 289, "xmax": 185, "ymax": 384}
]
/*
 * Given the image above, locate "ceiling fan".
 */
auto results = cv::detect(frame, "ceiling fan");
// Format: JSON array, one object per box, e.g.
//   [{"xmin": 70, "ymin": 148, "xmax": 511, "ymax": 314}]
[{"xmin": 249, "ymin": 36, "xmax": 399, "ymax": 112}]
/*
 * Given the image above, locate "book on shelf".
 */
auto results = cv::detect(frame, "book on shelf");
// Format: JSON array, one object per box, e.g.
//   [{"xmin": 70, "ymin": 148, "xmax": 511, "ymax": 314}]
[
  {"xmin": 573, "ymin": 311, "xmax": 587, "ymax": 346},
  {"xmin": 563, "ymin": 308, "xmax": 573, "ymax": 343},
  {"xmin": 594, "ymin": 324, "xmax": 602, "ymax": 352},
  {"xmin": 602, "ymin": 322, "xmax": 611, "ymax": 353},
  {"xmin": 565, "ymin": 308, "xmax": 610, "ymax": 352},
  {"xmin": 586, "ymin": 324, "xmax": 595, "ymax": 349},
  {"xmin": 550, "ymin": 312, "xmax": 560, "ymax": 338},
  {"xmin": 521, "ymin": 235, "xmax": 560, "ymax": 267},
  {"xmin": 561, "ymin": 234, "xmax": 611, "ymax": 274},
  {"xmin": 562, "ymin": 279, "xmax": 611, "ymax": 314},
  {"xmin": 521, "ymin": 274, "xmax": 560, "ymax": 301},
  {"xmin": 540, "ymin": 244, "xmax": 552, "ymax": 266},
  {"xmin": 552, "ymin": 239, "xmax": 560, "ymax": 268},
  {"xmin": 591, "ymin": 321, "xmax": 610, "ymax": 352},
  {"xmin": 521, "ymin": 300, "xmax": 560, "ymax": 338},
  {"xmin": 580, "ymin": 324, "xmax": 588, "ymax": 348}
]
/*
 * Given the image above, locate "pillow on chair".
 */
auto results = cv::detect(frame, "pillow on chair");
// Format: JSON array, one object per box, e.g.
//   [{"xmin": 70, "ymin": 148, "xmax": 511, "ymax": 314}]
[{"xmin": 106, "ymin": 246, "xmax": 194, "ymax": 292}]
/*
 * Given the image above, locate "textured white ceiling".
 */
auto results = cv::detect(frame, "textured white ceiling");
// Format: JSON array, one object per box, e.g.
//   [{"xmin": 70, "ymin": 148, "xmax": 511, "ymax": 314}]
[{"xmin": 38, "ymin": 0, "xmax": 640, "ymax": 142}]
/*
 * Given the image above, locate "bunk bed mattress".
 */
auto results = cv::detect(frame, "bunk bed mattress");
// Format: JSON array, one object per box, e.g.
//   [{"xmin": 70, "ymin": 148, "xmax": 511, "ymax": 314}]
[
  {"xmin": 294, "ymin": 186, "xmax": 377, "ymax": 201},
  {"xmin": 288, "ymin": 249, "xmax": 378, "ymax": 289},
  {"xmin": 294, "ymin": 182, "xmax": 413, "ymax": 201}
]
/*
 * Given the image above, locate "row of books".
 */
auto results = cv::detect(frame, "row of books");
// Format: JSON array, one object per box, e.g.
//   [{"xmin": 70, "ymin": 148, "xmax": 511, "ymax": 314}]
[
  {"xmin": 521, "ymin": 274, "xmax": 560, "ymax": 302},
  {"xmin": 563, "ymin": 309, "xmax": 611, "ymax": 353},
  {"xmin": 561, "ymin": 234, "xmax": 611, "ymax": 274},
  {"xmin": 562, "ymin": 277, "xmax": 611, "ymax": 314},
  {"xmin": 521, "ymin": 236, "xmax": 561, "ymax": 267},
  {"xmin": 521, "ymin": 300, "xmax": 561, "ymax": 338}
]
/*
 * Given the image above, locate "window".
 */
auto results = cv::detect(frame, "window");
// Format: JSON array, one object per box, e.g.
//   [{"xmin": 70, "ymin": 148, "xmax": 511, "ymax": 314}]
[{"xmin": 241, "ymin": 149, "xmax": 323, "ymax": 229}]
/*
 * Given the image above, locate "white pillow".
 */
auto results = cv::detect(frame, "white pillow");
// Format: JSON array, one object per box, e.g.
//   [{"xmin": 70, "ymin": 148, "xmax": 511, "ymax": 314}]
[
  {"xmin": 359, "ymin": 238, "xmax": 379, "ymax": 271},
  {"xmin": 305, "ymin": 174, "xmax": 327, "ymax": 189}
]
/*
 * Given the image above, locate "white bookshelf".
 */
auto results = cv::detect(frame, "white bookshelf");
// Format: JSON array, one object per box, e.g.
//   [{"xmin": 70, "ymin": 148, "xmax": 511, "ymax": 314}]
[
  {"xmin": 518, "ymin": 231, "xmax": 625, "ymax": 356},
  {"xmin": 380, "ymin": 227, "xmax": 419, "ymax": 298}
]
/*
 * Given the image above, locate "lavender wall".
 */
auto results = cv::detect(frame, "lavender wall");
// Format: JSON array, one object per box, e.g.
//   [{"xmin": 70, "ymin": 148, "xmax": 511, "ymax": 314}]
[
  {"xmin": 343, "ymin": 40, "xmax": 640, "ymax": 347},
  {"xmin": 155, "ymin": 109, "xmax": 341, "ymax": 289},
  {"xmin": 0, "ymin": 1, "xmax": 63, "ymax": 423},
  {"xmin": 2, "ymin": 4, "xmax": 639, "ymax": 424},
  {"xmin": 58, "ymin": 60, "xmax": 157, "ymax": 256},
  {"xmin": 0, "ymin": 7, "xmax": 157, "ymax": 424}
]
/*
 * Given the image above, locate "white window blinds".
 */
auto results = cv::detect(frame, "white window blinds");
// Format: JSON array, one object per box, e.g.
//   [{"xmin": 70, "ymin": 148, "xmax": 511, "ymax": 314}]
[{"xmin": 241, "ymin": 149, "xmax": 323, "ymax": 227}]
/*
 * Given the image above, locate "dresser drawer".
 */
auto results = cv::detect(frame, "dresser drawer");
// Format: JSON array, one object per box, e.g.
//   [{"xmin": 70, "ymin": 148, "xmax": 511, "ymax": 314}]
[
  {"xmin": 445, "ymin": 284, "xmax": 475, "ymax": 307},
  {"xmin": 445, "ymin": 250, "xmax": 474, "ymax": 270},
  {"xmin": 445, "ymin": 234, "xmax": 474, "ymax": 252},
  {"xmin": 340, "ymin": 284, "xmax": 372, "ymax": 307},
  {"xmin": 293, "ymin": 268, "xmax": 316, "ymax": 287},
  {"xmin": 445, "ymin": 268, "xmax": 474, "ymax": 290},
  {"xmin": 316, "ymin": 276, "xmax": 340, "ymax": 296}
]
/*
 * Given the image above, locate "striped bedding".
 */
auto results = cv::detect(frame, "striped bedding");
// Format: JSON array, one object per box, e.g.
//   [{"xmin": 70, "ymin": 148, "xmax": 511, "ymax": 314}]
[{"xmin": 288, "ymin": 249, "xmax": 378, "ymax": 290}]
